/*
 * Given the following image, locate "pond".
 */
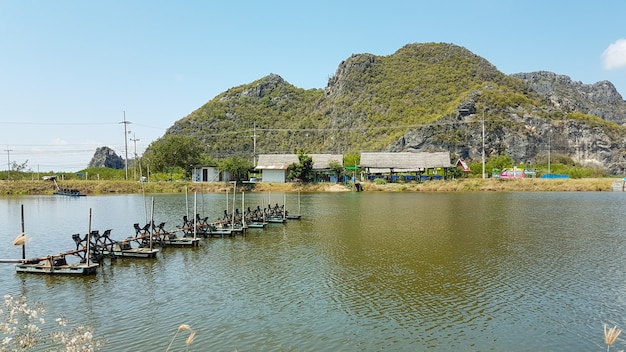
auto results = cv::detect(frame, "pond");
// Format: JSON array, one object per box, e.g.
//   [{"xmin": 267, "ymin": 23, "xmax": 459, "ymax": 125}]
[{"xmin": 1, "ymin": 191, "xmax": 625, "ymax": 351}]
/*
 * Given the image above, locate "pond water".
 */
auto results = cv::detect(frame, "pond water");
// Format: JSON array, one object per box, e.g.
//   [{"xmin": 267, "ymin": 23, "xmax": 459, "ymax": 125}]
[{"xmin": 1, "ymin": 191, "xmax": 625, "ymax": 351}]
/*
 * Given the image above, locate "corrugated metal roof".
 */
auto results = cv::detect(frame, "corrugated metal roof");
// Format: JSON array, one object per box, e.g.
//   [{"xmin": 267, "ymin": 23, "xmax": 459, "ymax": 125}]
[
  {"xmin": 367, "ymin": 168, "xmax": 424, "ymax": 173},
  {"xmin": 254, "ymin": 165, "xmax": 289, "ymax": 170},
  {"xmin": 360, "ymin": 152, "xmax": 452, "ymax": 169},
  {"xmin": 256, "ymin": 154, "xmax": 298, "ymax": 170},
  {"xmin": 255, "ymin": 154, "xmax": 343, "ymax": 170}
]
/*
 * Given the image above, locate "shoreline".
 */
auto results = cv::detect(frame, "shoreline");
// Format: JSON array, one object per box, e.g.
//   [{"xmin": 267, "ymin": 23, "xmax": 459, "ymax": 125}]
[{"xmin": 0, "ymin": 178, "xmax": 620, "ymax": 195}]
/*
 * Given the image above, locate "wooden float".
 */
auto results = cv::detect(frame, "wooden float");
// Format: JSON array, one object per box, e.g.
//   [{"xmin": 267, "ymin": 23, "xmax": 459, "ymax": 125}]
[
  {"xmin": 101, "ymin": 241, "xmax": 159, "ymax": 258},
  {"xmin": 12, "ymin": 207, "xmax": 98, "ymax": 275},
  {"xmin": 15, "ymin": 255, "xmax": 98, "ymax": 275}
]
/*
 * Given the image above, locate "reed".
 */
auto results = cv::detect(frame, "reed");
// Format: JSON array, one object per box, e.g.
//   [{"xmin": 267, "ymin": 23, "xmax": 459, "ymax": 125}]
[
  {"xmin": 604, "ymin": 324, "xmax": 622, "ymax": 352},
  {"xmin": 1, "ymin": 294, "xmax": 106, "ymax": 351},
  {"xmin": 185, "ymin": 331, "xmax": 196, "ymax": 345},
  {"xmin": 166, "ymin": 324, "xmax": 196, "ymax": 352},
  {"xmin": 12, "ymin": 233, "xmax": 31, "ymax": 246}
]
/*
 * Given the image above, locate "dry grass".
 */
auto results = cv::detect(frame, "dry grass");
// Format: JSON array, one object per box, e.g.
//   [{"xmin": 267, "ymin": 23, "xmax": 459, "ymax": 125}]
[
  {"xmin": 166, "ymin": 324, "xmax": 196, "ymax": 352},
  {"xmin": 604, "ymin": 324, "xmax": 622, "ymax": 351},
  {"xmin": 12, "ymin": 233, "xmax": 31, "ymax": 246},
  {"xmin": 0, "ymin": 178, "xmax": 618, "ymax": 196}
]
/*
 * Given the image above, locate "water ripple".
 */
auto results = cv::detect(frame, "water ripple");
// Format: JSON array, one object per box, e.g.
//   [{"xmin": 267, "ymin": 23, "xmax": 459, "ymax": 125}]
[{"xmin": 2, "ymin": 193, "xmax": 626, "ymax": 351}]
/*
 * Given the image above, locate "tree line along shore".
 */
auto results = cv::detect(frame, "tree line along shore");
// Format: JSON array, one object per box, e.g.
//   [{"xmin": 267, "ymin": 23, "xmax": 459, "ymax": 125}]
[{"xmin": 0, "ymin": 178, "xmax": 619, "ymax": 196}]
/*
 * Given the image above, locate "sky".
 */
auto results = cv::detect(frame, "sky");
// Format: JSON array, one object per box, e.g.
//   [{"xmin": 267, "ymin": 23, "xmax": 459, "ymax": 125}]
[{"xmin": 1, "ymin": 1, "xmax": 625, "ymax": 172}]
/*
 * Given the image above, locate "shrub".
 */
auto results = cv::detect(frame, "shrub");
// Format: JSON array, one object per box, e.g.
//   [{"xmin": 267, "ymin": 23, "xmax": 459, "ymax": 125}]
[
  {"xmin": 0, "ymin": 294, "xmax": 106, "ymax": 351},
  {"xmin": 373, "ymin": 178, "xmax": 388, "ymax": 185}
]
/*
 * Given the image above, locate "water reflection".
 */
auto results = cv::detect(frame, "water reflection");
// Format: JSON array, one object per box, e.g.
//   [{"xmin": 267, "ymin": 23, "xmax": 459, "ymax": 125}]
[{"xmin": 0, "ymin": 192, "xmax": 625, "ymax": 350}]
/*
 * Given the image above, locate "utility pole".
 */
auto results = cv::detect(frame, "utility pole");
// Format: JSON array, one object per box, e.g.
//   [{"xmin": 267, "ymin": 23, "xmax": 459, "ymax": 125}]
[
  {"xmin": 119, "ymin": 111, "xmax": 132, "ymax": 180},
  {"xmin": 5, "ymin": 147, "xmax": 12, "ymax": 180},
  {"xmin": 252, "ymin": 122, "xmax": 257, "ymax": 167},
  {"xmin": 131, "ymin": 132, "xmax": 140, "ymax": 180},
  {"xmin": 548, "ymin": 131, "xmax": 551, "ymax": 175},
  {"xmin": 482, "ymin": 109, "xmax": 486, "ymax": 179}
]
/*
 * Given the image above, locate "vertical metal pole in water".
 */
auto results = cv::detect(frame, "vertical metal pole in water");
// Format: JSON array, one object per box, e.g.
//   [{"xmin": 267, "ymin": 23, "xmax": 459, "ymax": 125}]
[
  {"xmin": 232, "ymin": 182, "xmax": 236, "ymax": 229},
  {"xmin": 242, "ymin": 191, "xmax": 246, "ymax": 229},
  {"xmin": 142, "ymin": 180, "xmax": 148, "ymax": 225},
  {"xmin": 185, "ymin": 187, "xmax": 189, "ymax": 219},
  {"xmin": 262, "ymin": 198, "xmax": 266, "ymax": 223},
  {"xmin": 20, "ymin": 204, "xmax": 25, "ymax": 260},
  {"xmin": 283, "ymin": 194, "xmax": 286, "ymax": 220},
  {"xmin": 193, "ymin": 192, "xmax": 197, "ymax": 240},
  {"xmin": 201, "ymin": 184, "xmax": 205, "ymax": 216},
  {"xmin": 86, "ymin": 208, "xmax": 92, "ymax": 266},
  {"xmin": 150, "ymin": 197, "xmax": 154, "ymax": 251}
]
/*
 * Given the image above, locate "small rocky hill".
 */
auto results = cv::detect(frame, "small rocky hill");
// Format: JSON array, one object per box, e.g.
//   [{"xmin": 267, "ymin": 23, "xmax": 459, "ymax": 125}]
[{"xmin": 88, "ymin": 146, "xmax": 124, "ymax": 169}]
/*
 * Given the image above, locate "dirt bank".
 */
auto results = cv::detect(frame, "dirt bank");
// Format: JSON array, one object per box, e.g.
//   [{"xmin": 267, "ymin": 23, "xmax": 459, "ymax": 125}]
[{"xmin": 0, "ymin": 178, "xmax": 618, "ymax": 196}]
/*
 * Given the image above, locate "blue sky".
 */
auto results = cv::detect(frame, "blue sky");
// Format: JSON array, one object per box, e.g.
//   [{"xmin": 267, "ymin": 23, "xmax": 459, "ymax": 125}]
[{"xmin": 1, "ymin": 1, "xmax": 625, "ymax": 172}]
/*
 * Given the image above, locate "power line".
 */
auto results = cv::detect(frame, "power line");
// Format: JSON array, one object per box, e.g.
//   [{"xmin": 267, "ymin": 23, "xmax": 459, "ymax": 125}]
[
  {"xmin": 195, "ymin": 119, "xmax": 501, "ymax": 137},
  {"xmin": 0, "ymin": 121, "xmax": 118, "ymax": 126}
]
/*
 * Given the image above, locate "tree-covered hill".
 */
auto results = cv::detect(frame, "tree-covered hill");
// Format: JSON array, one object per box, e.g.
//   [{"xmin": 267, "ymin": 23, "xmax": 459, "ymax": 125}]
[{"xmin": 149, "ymin": 42, "xmax": 626, "ymax": 174}]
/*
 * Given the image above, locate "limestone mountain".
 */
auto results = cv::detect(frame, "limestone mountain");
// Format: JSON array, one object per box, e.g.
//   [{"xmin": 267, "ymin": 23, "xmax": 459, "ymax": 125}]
[
  {"xmin": 88, "ymin": 146, "xmax": 125, "ymax": 169},
  {"xmin": 157, "ymin": 42, "xmax": 626, "ymax": 175}
]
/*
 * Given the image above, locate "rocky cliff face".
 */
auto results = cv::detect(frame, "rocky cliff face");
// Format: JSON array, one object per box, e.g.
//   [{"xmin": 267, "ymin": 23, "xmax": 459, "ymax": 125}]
[
  {"xmin": 88, "ymin": 146, "xmax": 124, "ymax": 169},
  {"xmin": 390, "ymin": 70, "xmax": 626, "ymax": 175},
  {"xmin": 512, "ymin": 71, "xmax": 626, "ymax": 123},
  {"xmin": 390, "ymin": 110, "xmax": 626, "ymax": 175}
]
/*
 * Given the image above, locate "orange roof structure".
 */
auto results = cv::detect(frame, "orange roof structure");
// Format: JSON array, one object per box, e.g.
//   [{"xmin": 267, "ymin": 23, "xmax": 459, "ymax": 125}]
[{"xmin": 456, "ymin": 159, "xmax": 471, "ymax": 172}]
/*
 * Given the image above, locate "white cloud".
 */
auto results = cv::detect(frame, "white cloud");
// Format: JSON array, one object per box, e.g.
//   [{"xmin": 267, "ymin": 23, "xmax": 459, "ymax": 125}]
[
  {"xmin": 51, "ymin": 138, "xmax": 68, "ymax": 145},
  {"xmin": 602, "ymin": 39, "xmax": 626, "ymax": 69}
]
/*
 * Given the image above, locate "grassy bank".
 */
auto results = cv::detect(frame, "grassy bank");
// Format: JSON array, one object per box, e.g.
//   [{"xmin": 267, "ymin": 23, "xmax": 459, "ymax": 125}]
[
  {"xmin": 361, "ymin": 178, "xmax": 616, "ymax": 192},
  {"xmin": 0, "ymin": 178, "xmax": 619, "ymax": 195}
]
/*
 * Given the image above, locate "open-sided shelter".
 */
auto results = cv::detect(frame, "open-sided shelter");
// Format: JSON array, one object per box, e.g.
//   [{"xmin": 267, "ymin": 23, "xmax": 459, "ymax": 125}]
[{"xmin": 360, "ymin": 152, "xmax": 452, "ymax": 181}]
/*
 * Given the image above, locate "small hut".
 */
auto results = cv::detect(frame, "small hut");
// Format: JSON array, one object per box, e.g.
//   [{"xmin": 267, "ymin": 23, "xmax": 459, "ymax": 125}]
[{"xmin": 456, "ymin": 159, "xmax": 472, "ymax": 177}]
